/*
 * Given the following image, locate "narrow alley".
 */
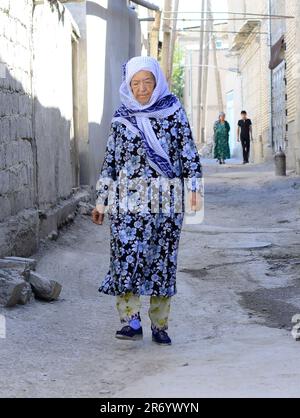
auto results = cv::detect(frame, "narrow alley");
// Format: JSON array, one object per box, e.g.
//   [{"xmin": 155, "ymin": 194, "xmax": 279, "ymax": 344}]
[
  {"xmin": 1, "ymin": 160, "xmax": 299, "ymax": 398},
  {"xmin": 1, "ymin": 0, "xmax": 300, "ymax": 401}
]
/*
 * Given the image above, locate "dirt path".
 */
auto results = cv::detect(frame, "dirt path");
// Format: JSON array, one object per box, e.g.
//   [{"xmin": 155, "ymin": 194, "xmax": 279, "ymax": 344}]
[{"xmin": 1, "ymin": 159, "xmax": 300, "ymax": 398}]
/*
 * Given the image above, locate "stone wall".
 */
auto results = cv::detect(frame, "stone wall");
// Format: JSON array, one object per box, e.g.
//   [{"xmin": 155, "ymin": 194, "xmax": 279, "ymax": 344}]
[
  {"xmin": 0, "ymin": 0, "xmax": 35, "ymax": 223},
  {"xmin": 0, "ymin": 0, "xmax": 141, "ymax": 257},
  {"xmin": 0, "ymin": 0, "xmax": 81, "ymax": 256}
]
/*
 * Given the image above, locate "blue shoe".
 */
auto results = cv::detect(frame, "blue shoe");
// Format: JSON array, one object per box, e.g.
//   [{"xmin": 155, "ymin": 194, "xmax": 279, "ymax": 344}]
[
  {"xmin": 152, "ymin": 329, "xmax": 172, "ymax": 345},
  {"xmin": 115, "ymin": 325, "xmax": 143, "ymax": 341}
]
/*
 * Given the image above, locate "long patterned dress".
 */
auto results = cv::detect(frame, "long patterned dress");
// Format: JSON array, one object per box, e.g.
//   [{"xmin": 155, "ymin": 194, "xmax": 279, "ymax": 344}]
[
  {"xmin": 213, "ymin": 120, "xmax": 231, "ymax": 160},
  {"xmin": 96, "ymin": 107, "xmax": 202, "ymax": 297}
]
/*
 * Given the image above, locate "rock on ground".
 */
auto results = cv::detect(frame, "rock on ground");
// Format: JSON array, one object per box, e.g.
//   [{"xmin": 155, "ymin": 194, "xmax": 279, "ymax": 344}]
[
  {"xmin": 28, "ymin": 272, "xmax": 62, "ymax": 301},
  {"xmin": 0, "ymin": 269, "xmax": 33, "ymax": 307}
]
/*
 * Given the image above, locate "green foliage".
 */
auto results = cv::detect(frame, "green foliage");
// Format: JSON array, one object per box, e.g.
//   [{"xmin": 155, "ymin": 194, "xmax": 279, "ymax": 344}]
[{"xmin": 171, "ymin": 45, "xmax": 185, "ymax": 103}]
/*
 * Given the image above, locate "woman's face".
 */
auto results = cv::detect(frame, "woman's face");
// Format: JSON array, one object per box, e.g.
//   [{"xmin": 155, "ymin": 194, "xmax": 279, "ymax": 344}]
[
  {"xmin": 130, "ymin": 70, "xmax": 156, "ymax": 105},
  {"xmin": 219, "ymin": 114, "xmax": 226, "ymax": 122}
]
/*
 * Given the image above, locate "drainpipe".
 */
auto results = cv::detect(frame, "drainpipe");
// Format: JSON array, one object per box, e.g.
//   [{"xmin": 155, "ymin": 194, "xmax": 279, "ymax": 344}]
[{"xmin": 130, "ymin": 0, "xmax": 160, "ymax": 12}]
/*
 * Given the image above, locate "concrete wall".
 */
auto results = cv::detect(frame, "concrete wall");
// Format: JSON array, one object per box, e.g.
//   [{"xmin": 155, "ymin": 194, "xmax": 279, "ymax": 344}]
[
  {"xmin": 270, "ymin": 0, "xmax": 286, "ymax": 42},
  {"xmin": 32, "ymin": 0, "xmax": 76, "ymax": 209},
  {"xmin": 65, "ymin": 0, "xmax": 141, "ymax": 194}
]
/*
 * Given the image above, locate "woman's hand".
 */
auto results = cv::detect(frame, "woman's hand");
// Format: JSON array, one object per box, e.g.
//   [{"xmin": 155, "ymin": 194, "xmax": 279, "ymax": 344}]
[
  {"xmin": 189, "ymin": 191, "xmax": 203, "ymax": 212},
  {"xmin": 92, "ymin": 205, "xmax": 105, "ymax": 225}
]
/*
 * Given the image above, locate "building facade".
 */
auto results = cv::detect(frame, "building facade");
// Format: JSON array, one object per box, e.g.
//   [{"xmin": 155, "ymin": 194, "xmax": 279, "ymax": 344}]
[
  {"xmin": 226, "ymin": 0, "xmax": 272, "ymax": 163},
  {"xmin": 283, "ymin": 0, "xmax": 300, "ymax": 173},
  {"xmin": 227, "ymin": 0, "xmax": 300, "ymax": 172}
]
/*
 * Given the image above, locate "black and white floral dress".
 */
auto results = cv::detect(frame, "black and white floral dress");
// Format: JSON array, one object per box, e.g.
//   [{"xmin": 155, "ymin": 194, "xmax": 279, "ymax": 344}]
[{"xmin": 96, "ymin": 107, "xmax": 202, "ymax": 297}]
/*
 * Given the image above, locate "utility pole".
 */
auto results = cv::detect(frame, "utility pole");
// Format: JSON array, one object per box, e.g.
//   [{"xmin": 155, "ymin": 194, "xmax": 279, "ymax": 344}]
[
  {"xmin": 161, "ymin": 0, "xmax": 173, "ymax": 79},
  {"xmin": 130, "ymin": 1, "xmax": 161, "ymax": 59},
  {"xmin": 169, "ymin": 0, "xmax": 180, "ymax": 86},
  {"xmin": 188, "ymin": 50, "xmax": 194, "ymax": 128},
  {"xmin": 149, "ymin": 10, "xmax": 162, "ymax": 59},
  {"xmin": 211, "ymin": 34, "xmax": 224, "ymax": 112},
  {"xmin": 196, "ymin": 0, "xmax": 206, "ymax": 145},
  {"xmin": 200, "ymin": 0, "xmax": 211, "ymax": 144}
]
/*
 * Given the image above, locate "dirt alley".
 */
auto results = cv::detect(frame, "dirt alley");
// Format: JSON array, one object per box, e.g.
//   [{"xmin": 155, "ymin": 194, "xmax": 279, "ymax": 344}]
[{"xmin": 1, "ymin": 159, "xmax": 300, "ymax": 398}]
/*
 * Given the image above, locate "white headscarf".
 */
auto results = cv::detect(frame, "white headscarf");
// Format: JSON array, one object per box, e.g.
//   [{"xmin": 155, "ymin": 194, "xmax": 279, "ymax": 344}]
[
  {"xmin": 119, "ymin": 56, "xmax": 170, "ymax": 111},
  {"xmin": 114, "ymin": 56, "xmax": 182, "ymax": 178}
]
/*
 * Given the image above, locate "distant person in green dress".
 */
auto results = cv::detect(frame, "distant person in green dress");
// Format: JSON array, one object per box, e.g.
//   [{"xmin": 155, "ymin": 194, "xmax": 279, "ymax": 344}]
[{"xmin": 213, "ymin": 112, "xmax": 231, "ymax": 165}]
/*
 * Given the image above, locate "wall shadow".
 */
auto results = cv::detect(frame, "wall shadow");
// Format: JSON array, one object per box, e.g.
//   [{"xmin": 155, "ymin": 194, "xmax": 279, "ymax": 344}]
[{"xmin": 0, "ymin": 56, "xmax": 80, "ymax": 257}]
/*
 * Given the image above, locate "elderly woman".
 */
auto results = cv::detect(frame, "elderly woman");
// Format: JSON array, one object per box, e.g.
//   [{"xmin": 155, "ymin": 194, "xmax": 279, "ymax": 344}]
[
  {"xmin": 92, "ymin": 56, "xmax": 203, "ymax": 345},
  {"xmin": 213, "ymin": 112, "xmax": 231, "ymax": 165}
]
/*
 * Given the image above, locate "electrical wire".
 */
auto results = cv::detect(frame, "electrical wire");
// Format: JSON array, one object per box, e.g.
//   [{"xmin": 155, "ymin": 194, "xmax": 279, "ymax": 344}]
[
  {"xmin": 163, "ymin": 11, "xmax": 294, "ymax": 19},
  {"xmin": 163, "ymin": 17, "xmax": 291, "ymax": 21}
]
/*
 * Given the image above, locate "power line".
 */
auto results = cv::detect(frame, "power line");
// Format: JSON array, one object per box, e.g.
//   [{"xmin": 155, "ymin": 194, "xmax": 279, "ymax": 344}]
[
  {"xmin": 163, "ymin": 11, "xmax": 294, "ymax": 19},
  {"xmin": 174, "ymin": 64, "xmax": 241, "ymax": 74},
  {"xmin": 163, "ymin": 17, "xmax": 292, "ymax": 21},
  {"xmin": 179, "ymin": 30, "xmax": 269, "ymax": 35}
]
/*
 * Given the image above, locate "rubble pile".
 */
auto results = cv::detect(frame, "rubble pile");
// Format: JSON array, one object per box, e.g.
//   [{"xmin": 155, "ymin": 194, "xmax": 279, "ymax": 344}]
[{"xmin": 0, "ymin": 257, "xmax": 62, "ymax": 308}]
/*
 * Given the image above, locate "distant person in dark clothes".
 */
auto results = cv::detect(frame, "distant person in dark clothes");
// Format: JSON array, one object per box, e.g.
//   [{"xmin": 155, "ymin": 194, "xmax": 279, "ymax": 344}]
[{"xmin": 237, "ymin": 111, "xmax": 253, "ymax": 164}]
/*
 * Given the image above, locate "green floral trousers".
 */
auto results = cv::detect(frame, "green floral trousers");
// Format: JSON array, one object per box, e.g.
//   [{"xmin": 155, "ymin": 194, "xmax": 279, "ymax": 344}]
[{"xmin": 116, "ymin": 292, "xmax": 171, "ymax": 331}]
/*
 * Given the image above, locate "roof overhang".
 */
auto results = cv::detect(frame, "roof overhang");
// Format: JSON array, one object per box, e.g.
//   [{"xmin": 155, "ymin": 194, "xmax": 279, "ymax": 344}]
[
  {"xmin": 130, "ymin": 0, "xmax": 160, "ymax": 12},
  {"xmin": 269, "ymin": 35, "xmax": 285, "ymax": 70},
  {"xmin": 34, "ymin": 0, "xmax": 85, "ymax": 3},
  {"xmin": 230, "ymin": 20, "xmax": 261, "ymax": 52},
  {"xmin": 33, "ymin": 0, "xmax": 81, "ymax": 40}
]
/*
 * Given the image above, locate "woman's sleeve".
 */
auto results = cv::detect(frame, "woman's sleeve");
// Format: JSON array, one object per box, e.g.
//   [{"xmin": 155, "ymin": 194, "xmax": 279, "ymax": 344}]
[
  {"xmin": 95, "ymin": 123, "xmax": 117, "ymax": 206},
  {"xmin": 177, "ymin": 108, "xmax": 203, "ymax": 193}
]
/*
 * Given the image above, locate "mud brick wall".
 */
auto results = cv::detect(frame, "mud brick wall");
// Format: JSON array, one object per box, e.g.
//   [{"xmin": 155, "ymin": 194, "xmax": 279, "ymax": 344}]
[{"xmin": 0, "ymin": 0, "xmax": 35, "ymax": 223}]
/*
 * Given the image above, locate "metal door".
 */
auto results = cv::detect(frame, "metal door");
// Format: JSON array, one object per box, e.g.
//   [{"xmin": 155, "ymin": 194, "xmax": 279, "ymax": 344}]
[{"xmin": 272, "ymin": 60, "xmax": 286, "ymax": 152}]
